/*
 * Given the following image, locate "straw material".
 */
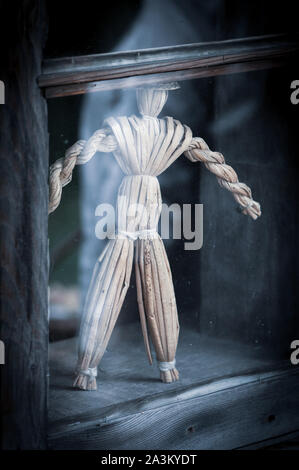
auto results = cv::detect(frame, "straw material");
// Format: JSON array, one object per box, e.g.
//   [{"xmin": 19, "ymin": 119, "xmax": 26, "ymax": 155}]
[
  {"xmin": 48, "ymin": 87, "xmax": 261, "ymax": 390},
  {"xmin": 73, "ymin": 105, "xmax": 192, "ymax": 389},
  {"xmin": 185, "ymin": 137, "xmax": 261, "ymax": 219}
]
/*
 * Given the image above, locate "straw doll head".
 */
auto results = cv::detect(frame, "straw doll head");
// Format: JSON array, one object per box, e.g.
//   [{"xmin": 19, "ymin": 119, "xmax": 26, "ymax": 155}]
[{"xmin": 136, "ymin": 82, "xmax": 180, "ymax": 117}]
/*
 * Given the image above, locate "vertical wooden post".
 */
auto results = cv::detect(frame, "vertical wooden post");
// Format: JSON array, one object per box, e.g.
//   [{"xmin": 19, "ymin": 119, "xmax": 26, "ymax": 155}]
[{"xmin": 0, "ymin": 1, "xmax": 49, "ymax": 449}]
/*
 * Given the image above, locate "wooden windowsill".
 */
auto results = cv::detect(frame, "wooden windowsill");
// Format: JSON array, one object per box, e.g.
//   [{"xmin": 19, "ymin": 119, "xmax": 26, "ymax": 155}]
[{"xmin": 48, "ymin": 321, "xmax": 299, "ymax": 450}]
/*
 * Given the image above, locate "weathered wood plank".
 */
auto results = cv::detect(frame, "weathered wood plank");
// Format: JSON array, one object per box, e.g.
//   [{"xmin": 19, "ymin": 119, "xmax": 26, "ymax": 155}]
[
  {"xmin": 48, "ymin": 323, "xmax": 299, "ymax": 449},
  {"xmin": 49, "ymin": 364, "xmax": 299, "ymax": 450},
  {"xmin": 0, "ymin": 1, "xmax": 49, "ymax": 449},
  {"xmin": 44, "ymin": 55, "xmax": 293, "ymax": 98},
  {"xmin": 48, "ymin": 322, "xmax": 279, "ymax": 421},
  {"xmin": 40, "ymin": 33, "xmax": 299, "ymax": 87},
  {"xmin": 239, "ymin": 429, "xmax": 299, "ymax": 449},
  {"xmin": 40, "ymin": 33, "xmax": 299, "ymax": 98}
]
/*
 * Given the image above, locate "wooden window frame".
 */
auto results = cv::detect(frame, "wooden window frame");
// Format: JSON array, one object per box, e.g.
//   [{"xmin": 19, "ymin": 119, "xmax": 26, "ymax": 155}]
[
  {"xmin": 39, "ymin": 32, "xmax": 299, "ymax": 98},
  {"xmin": 1, "ymin": 17, "xmax": 299, "ymax": 449},
  {"xmin": 43, "ymin": 32, "xmax": 299, "ymax": 450}
]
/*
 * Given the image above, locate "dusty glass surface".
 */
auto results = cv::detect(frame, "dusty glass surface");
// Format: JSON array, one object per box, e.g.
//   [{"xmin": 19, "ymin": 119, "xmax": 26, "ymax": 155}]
[
  {"xmin": 48, "ymin": 65, "xmax": 298, "ymax": 365},
  {"xmin": 46, "ymin": 2, "xmax": 299, "ymax": 436}
]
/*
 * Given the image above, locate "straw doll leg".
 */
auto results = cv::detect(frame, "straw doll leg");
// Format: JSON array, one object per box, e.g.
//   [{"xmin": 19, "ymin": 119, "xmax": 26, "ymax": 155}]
[
  {"xmin": 135, "ymin": 237, "xmax": 180, "ymax": 383},
  {"xmin": 73, "ymin": 237, "xmax": 134, "ymax": 390}
]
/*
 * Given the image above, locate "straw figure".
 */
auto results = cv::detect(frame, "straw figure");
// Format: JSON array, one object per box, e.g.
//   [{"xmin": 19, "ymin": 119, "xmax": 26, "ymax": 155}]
[{"xmin": 49, "ymin": 83, "xmax": 261, "ymax": 390}]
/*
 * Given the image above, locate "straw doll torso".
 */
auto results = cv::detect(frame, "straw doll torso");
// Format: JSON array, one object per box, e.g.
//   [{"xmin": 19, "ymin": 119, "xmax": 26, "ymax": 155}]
[{"xmin": 105, "ymin": 115, "xmax": 193, "ymax": 234}]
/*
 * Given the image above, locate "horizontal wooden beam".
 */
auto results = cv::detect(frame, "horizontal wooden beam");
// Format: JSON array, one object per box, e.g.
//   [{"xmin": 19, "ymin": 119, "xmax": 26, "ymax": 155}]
[
  {"xmin": 40, "ymin": 33, "xmax": 299, "ymax": 99},
  {"xmin": 44, "ymin": 55, "xmax": 292, "ymax": 99},
  {"xmin": 48, "ymin": 365, "xmax": 299, "ymax": 449}
]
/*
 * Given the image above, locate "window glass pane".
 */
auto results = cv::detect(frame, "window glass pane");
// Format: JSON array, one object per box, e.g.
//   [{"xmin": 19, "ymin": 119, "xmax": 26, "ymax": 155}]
[
  {"xmin": 48, "ymin": 64, "xmax": 298, "ymax": 421},
  {"xmin": 46, "ymin": 0, "xmax": 299, "ymax": 446}
]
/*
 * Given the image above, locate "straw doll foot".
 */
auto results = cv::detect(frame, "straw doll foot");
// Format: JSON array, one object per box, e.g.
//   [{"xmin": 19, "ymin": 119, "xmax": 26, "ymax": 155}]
[
  {"xmin": 73, "ymin": 373, "xmax": 97, "ymax": 391},
  {"xmin": 160, "ymin": 367, "xmax": 179, "ymax": 383}
]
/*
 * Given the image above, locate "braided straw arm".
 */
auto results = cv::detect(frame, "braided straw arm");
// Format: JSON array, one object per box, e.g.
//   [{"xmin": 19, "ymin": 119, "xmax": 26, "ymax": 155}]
[
  {"xmin": 48, "ymin": 129, "xmax": 118, "ymax": 214},
  {"xmin": 185, "ymin": 137, "xmax": 261, "ymax": 220}
]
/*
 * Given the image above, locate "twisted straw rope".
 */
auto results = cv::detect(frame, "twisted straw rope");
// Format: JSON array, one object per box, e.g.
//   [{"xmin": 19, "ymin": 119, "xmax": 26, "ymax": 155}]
[
  {"xmin": 185, "ymin": 137, "xmax": 261, "ymax": 220},
  {"xmin": 48, "ymin": 129, "xmax": 117, "ymax": 214}
]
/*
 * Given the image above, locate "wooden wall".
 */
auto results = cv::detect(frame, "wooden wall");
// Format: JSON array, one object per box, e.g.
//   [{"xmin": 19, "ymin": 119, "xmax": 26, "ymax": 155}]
[
  {"xmin": 0, "ymin": 0, "xmax": 49, "ymax": 449},
  {"xmin": 198, "ymin": 65, "xmax": 299, "ymax": 356}
]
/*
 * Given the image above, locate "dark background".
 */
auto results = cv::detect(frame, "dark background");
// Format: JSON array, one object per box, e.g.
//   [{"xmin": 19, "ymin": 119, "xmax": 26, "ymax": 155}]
[{"xmin": 46, "ymin": 0, "xmax": 299, "ymax": 358}]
